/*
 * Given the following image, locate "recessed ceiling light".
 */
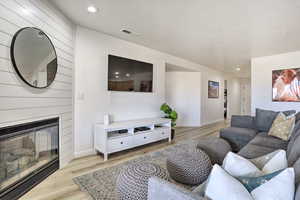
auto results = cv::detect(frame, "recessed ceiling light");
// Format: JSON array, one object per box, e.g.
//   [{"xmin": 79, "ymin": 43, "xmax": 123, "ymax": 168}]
[
  {"xmin": 115, "ymin": 72, "xmax": 119, "ymax": 75},
  {"xmin": 87, "ymin": 6, "xmax": 98, "ymax": 13},
  {"xmin": 236, "ymin": 67, "xmax": 241, "ymax": 71},
  {"xmin": 126, "ymin": 73, "xmax": 130, "ymax": 77},
  {"xmin": 21, "ymin": 8, "xmax": 31, "ymax": 15},
  {"xmin": 115, "ymin": 75, "xmax": 119, "ymax": 78}
]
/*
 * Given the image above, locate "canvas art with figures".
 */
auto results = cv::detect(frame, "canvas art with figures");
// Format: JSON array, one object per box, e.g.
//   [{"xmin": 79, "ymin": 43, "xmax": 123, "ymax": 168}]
[{"xmin": 272, "ymin": 68, "xmax": 300, "ymax": 102}]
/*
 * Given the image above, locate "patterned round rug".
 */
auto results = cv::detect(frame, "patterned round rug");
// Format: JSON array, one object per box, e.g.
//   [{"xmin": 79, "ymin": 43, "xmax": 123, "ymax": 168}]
[{"xmin": 73, "ymin": 139, "xmax": 199, "ymax": 200}]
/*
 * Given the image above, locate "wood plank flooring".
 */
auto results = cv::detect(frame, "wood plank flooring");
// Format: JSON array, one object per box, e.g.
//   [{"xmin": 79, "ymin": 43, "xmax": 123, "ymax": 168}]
[{"xmin": 20, "ymin": 121, "xmax": 228, "ymax": 200}]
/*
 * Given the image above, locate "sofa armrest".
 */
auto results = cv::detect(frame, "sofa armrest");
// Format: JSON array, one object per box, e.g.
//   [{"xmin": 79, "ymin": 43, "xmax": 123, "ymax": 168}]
[
  {"xmin": 231, "ymin": 115, "xmax": 255, "ymax": 129},
  {"xmin": 295, "ymin": 183, "xmax": 300, "ymax": 200},
  {"xmin": 148, "ymin": 177, "xmax": 204, "ymax": 200}
]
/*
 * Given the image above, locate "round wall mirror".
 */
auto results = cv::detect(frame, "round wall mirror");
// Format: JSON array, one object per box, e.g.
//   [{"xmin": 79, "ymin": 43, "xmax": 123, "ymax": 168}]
[{"xmin": 10, "ymin": 27, "xmax": 57, "ymax": 88}]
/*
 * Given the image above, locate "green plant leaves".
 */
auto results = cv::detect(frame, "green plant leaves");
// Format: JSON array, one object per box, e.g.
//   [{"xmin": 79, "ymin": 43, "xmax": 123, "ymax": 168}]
[
  {"xmin": 160, "ymin": 103, "xmax": 178, "ymax": 127},
  {"xmin": 160, "ymin": 103, "xmax": 172, "ymax": 114}
]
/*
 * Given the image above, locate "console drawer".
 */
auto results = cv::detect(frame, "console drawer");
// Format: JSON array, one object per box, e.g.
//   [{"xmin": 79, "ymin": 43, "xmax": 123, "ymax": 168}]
[
  {"xmin": 108, "ymin": 137, "xmax": 132, "ymax": 153},
  {"xmin": 154, "ymin": 128, "xmax": 170, "ymax": 140},
  {"xmin": 132, "ymin": 132, "xmax": 156, "ymax": 146}
]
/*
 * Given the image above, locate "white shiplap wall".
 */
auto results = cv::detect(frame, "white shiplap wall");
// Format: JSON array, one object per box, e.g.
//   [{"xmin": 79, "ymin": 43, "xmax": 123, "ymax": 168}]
[{"xmin": 0, "ymin": 0, "xmax": 74, "ymax": 167}]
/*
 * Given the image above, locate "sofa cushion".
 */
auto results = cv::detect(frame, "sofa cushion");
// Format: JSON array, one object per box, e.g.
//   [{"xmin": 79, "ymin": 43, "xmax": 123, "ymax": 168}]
[
  {"xmin": 196, "ymin": 138, "xmax": 231, "ymax": 165},
  {"xmin": 148, "ymin": 177, "xmax": 204, "ymax": 200},
  {"xmin": 287, "ymin": 121, "xmax": 300, "ymax": 156},
  {"xmin": 220, "ymin": 127, "xmax": 257, "ymax": 152},
  {"xmin": 295, "ymin": 182, "xmax": 300, "ymax": 200},
  {"xmin": 249, "ymin": 133, "xmax": 288, "ymax": 150},
  {"xmin": 296, "ymin": 112, "xmax": 300, "ymax": 123},
  {"xmin": 238, "ymin": 143, "xmax": 276, "ymax": 159},
  {"xmin": 255, "ymin": 109, "xmax": 278, "ymax": 132},
  {"xmin": 287, "ymin": 129, "xmax": 300, "ymax": 166},
  {"xmin": 283, "ymin": 110, "xmax": 297, "ymax": 116},
  {"xmin": 231, "ymin": 115, "xmax": 255, "ymax": 129},
  {"xmin": 293, "ymin": 157, "xmax": 300, "ymax": 185},
  {"xmin": 255, "ymin": 108, "xmax": 296, "ymax": 132},
  {"xmin": 255, "ymin": 108, "xmax": 278, "ymax": 132}
]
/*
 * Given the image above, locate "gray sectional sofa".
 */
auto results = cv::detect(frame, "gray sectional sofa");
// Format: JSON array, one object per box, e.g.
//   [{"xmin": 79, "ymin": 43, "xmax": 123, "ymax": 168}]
[{"xmin": 148, "ymin": 108, "xmax": 300, "ymax": 200}]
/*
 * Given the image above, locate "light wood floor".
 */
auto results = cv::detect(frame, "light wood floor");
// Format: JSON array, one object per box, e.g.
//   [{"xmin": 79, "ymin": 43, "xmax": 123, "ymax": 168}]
[{"xmin": 20, "ymin": 121, "xmax": 228, "ymax": 200}]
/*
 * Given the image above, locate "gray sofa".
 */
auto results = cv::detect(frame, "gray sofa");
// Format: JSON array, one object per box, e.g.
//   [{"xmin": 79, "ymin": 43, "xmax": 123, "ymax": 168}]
[{"xmin": 148, "ymin": 108, "xmax": 300, "ymax": 200}]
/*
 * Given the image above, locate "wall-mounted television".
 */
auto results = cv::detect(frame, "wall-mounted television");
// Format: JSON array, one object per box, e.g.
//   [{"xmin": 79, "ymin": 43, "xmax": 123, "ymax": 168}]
[{"xmin": 108, "ymin": 55, "xmax": 153, "ymax": 92}]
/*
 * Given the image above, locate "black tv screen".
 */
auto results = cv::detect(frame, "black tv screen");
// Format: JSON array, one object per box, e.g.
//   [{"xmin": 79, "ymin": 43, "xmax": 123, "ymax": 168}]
[{"xmin": 108, "ymin": 55, "xmax": 153, "ymax": 92}]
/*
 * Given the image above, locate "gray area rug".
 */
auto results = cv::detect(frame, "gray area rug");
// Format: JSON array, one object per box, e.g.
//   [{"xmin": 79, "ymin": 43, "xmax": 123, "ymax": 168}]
[{"xmin": 73, "ymin": 139, "xmax": 199, "ymax": 200}]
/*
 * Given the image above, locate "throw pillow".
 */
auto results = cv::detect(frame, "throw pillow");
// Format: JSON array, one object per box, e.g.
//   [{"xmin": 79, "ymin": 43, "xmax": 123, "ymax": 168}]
[
  {"xmin": 251, "ymin": 167, "xmax": 295, "ymax": 200},
  {"xmin": 268, "ymin": 112, "xmax": 295, "ymax": 141},
  {"xmin": 222, "ymin": 150, "xmax": 287, "ymax": 177},
  {"xmin": 205, "ymin": 165, "xmax": 295, "ymax": 200},
  {"xmin": 205, "ymin": 165, "xmax": 253, "ymax": 200},
  {"xmin": 238, "ymin": 169, "xmax": 284, "ymax": 192}
]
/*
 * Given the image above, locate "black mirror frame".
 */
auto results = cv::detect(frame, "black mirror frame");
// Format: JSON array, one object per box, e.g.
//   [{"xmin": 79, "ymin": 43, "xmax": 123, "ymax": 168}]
[{"xmin": 10, "ymin": 27, "xmax": 58, "ymax": 89}]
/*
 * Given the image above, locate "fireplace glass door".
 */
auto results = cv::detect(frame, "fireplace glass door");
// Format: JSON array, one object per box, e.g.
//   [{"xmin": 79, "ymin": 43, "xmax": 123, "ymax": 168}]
[{"xmin": 0, "ymin": 125, "xmax": 59, "ymax": 192}]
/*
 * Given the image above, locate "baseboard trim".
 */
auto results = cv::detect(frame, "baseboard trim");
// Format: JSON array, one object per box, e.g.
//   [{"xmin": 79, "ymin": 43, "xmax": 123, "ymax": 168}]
[{"xmin": 74, "ymin": 148, "xmax": 96, "ymax": 158}]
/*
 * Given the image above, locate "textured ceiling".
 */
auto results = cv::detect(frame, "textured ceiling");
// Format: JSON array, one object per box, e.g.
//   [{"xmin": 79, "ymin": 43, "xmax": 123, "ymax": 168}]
[{"xmin": 50, "ymin": 0, "xmax": 300, "ymax": 77}]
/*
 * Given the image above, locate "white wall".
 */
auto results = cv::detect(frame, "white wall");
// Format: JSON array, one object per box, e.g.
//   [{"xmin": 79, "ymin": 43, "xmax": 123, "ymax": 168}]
[
  {"xmin": 74, "ymin": 26, "xmax": 233, "ymax": 156},
  {"xmin": 0, "ymin": 0, "xmax": 74, "ymax": 167},
  {"xmin": 201, "ymin": 71, "xmax": 226, "ymax": 125},
  {"xmin": 74, "ymin": 27, "xmax": 166, "ymax": 156},
  {"xmin": 165, "ymin": 72, "xmax": 201, "ymax": 127},
  {"xmin": 251, "ymin": 51, "xmax": 300, "ymax": 114}
]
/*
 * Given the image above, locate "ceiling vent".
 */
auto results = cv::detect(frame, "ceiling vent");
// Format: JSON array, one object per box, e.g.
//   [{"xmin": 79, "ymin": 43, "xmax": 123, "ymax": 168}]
[{"xmin": 121, "ymin": 29, "xmax": 132, "ymax": 34}]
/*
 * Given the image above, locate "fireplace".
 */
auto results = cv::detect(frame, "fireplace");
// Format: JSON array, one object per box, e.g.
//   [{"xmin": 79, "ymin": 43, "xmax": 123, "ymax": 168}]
[{"xmin": 0, "ymin": 118, "xmax": 59, "ymax": 200}]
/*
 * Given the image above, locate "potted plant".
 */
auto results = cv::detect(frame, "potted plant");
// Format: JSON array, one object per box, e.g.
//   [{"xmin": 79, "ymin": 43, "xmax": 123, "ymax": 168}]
[{"xmin": 160, "ymin": 103, "xmax": 178, "ymax": 140}]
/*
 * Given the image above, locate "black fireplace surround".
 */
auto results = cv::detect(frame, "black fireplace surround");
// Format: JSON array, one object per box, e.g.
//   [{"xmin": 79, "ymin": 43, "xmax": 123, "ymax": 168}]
[{"xmin": 0, "ymin": 118, "xmax": 59, "ymax": 200}]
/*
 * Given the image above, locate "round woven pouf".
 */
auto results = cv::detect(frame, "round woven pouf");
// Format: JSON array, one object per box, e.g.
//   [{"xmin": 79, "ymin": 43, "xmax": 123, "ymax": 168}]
[
  {"xmin": 167, "ymin": 149, "xmax": 212, "ymax": 185},
  {"xmin": 116, "ymin": 162, "xmax": 168, "ymax": 200}
]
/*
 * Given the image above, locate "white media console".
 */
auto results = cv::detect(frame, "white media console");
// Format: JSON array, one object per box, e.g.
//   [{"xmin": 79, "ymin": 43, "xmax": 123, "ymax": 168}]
[{"xmin": 94, "ymin": 118, "xmax": 172, "ymax": 161}]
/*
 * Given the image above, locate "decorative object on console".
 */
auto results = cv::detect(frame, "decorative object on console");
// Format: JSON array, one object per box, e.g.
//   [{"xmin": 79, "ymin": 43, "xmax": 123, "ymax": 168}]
[
  {"xmin": 10, "ymin": 27, "xmax": 57, "ymax": 88},
  {"xmin": 208, "ymin": 80, "xmax": 219, "ymax": 98},
  {"xmin": 160, "ymin": 103, "xmax": 178, "ymax": 140},
  {"xmin": 272, "ymin": 67, "xmax": 300, "ymax": 102},
  {"xmin": 268, "ymin": 112, "xmax": 295, "ymax": 141},
  {"xmin": 103, "ymin": 114, "xmax": 110, "ymax": 125}
]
